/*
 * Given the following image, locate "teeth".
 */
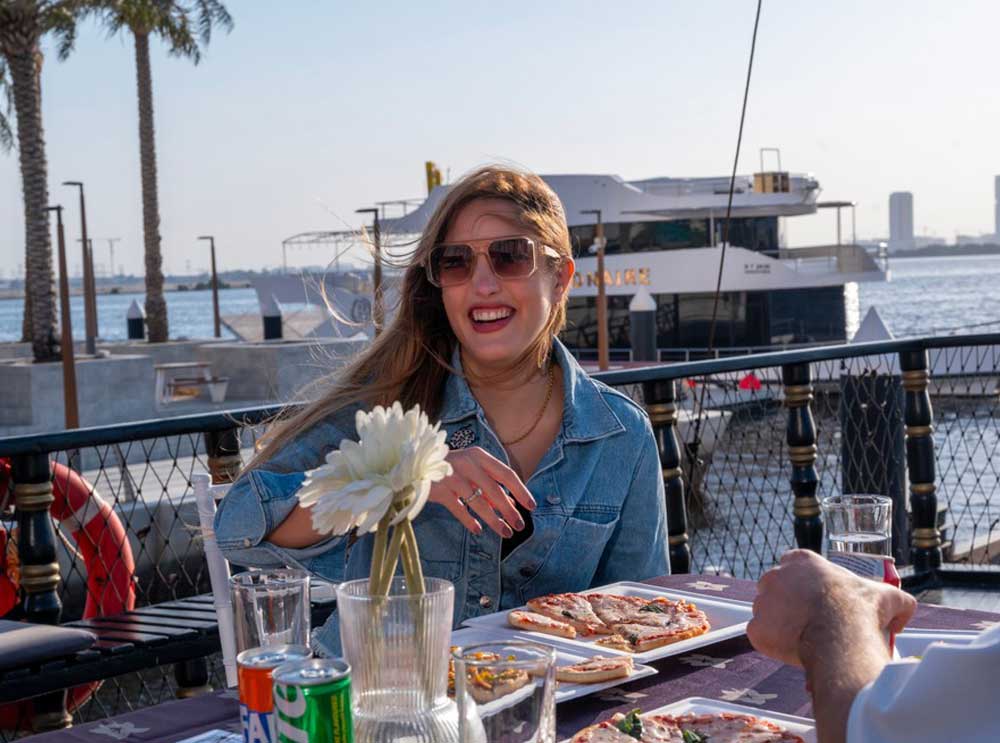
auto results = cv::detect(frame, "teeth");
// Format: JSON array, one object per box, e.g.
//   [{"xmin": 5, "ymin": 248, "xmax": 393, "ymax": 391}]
[{"xmin": 472, "ymin": 308, "xmax": 512, "ymax": 322}]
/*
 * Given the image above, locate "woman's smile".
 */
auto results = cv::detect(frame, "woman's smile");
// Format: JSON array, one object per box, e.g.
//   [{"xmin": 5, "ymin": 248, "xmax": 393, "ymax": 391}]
[{"xmin": 468, "ymin": 304, "xmax": 516, "ymax": 333}]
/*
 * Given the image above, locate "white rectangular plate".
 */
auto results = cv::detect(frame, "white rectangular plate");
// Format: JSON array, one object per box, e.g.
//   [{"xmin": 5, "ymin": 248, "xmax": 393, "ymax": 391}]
[
  {"xmin": 461, "ymin": 581, "xmax": 753, "ymax": 663},
  {"xmin": 560, "ymin": 696, "xmax": 816, "ymax": 743},
  {"xmin": 895, "ymin": 629, "xmax": 979, "ymax": 659},
  {"xmin": 450, "ymin": 626, "xmax": 657, "ymax": 704}
]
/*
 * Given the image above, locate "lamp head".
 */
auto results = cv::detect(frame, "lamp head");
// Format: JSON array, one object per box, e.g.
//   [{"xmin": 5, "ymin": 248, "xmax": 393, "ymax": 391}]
[{"xmin": 62, "ymin": 181, "xmax": 83, "ymax": 188}]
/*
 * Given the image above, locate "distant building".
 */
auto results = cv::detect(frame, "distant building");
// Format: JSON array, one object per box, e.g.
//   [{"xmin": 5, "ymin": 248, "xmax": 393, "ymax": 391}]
[{"xmin": 888, "ymin": 192, "xmax": 915, "ymax": 251}]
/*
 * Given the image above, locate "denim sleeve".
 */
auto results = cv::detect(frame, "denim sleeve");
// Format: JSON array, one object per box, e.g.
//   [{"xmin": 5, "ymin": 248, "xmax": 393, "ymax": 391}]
[
  {"xmin": 592, "ymin": 420, "xmax": 671, "ymax": 585},
  {"xmin": 214, "ymin": 417, "xmax": 350, "ymax": 569}
]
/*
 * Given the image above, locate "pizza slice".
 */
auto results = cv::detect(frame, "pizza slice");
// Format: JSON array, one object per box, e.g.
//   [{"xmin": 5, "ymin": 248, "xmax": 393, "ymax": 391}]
[
  {"xmin": 595, "ymin": 633, "xmax": 634, "ymax": 653},
  {"xmin": 465, "ymin": 664, "xmax": 531, "ymax": 704},
  {"xmin": 585, "ymin": 593, "xmax": 651, "ymax": 626},
  {"xmin": 508, "ymin": 609, "xmax": 578, "ymax": 639},
  {"xmin": 573, "ymin": 710, "xmax": 807, "ymax": 743},
  {"xmin": 526, "ymin": 592, "xmax": 613, "ymax": 636},
  {"xmin": 555, "ymin": 655, "xmax": 634, "ymax": 684}
]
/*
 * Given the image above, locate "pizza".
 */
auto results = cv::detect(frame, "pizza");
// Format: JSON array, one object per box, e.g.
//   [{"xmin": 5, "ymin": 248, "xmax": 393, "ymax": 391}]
[
  {"xmin": 526, "ymin": 593, "xmax": 613, "ymax": 636},
  {"xmin": 555, "ymin": 655, "xmax": 634, "ymax": 684},
  {"xmin": 508, "ymin": 609, "xmax": 578, "ymax": 638},
  {"xmin": 516, "ymin": 592, "xmax": 711, "ymax": 653},
  {"xmin": 570, "ymin": 709, "xmax": 807, "ymax": 742},
  {"xmin": 447, "ymin": 646, "xmax": 501, "ymax": 697},
  {"xmin": 464, "ymin": 663, "xmax": 530, "ymax": 704}
]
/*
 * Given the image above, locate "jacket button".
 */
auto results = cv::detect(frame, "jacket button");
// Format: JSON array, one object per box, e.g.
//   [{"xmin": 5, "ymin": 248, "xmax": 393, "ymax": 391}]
[
  {"xmin": 479, "ymin": 595, "xmax": 493, "ymax": 609},
  {"xmin": 546, "ymin": 494, "xmax": 561, "ymax": 505},
  {"xmin": 242, "ymin": 538, "xmax": 252, "ymax": 547}
]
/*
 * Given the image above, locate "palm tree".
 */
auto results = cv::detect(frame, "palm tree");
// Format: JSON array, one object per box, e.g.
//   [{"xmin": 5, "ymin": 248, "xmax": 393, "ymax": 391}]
[
  {"xmin": 0, "ymin": 1, "xmax": 81, "ymax": 361},
  {"xmin": 92, "ymin": 0, "xmax": 232, "ymax": 342}
]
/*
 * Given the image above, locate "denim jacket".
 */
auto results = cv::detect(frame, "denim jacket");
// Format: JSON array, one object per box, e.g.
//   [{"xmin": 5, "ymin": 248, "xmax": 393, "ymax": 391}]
[{"xmin": 214, "ymin": 338, "xmax": 670, "ymax": 654}]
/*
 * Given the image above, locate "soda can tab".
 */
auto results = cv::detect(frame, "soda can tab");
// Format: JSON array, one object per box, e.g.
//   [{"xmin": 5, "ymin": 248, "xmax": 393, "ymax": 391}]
[
  {"xmin": 273, "ymin": 658, "xmax": 353, "ymax": 743},
  {"xmin": 237, "ymin": 644, "xmax": 312, "ymax": 743}
]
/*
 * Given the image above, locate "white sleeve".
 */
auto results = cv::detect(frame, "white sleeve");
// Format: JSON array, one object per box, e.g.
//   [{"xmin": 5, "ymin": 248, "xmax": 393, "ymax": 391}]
[{"xmin": 847, "ymin": 624, "xmax": 1000, "ymax": 742}]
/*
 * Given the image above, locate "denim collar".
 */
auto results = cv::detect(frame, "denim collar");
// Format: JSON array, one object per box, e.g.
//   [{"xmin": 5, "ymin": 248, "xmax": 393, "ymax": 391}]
[{"xmin": 439, "ymin": 337, "xmax": 625, "ymax": 443}]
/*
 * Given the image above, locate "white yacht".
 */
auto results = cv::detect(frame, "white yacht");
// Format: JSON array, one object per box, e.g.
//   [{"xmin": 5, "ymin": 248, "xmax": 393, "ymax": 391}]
[{"xmin": 378, "ymin": 169, "xmax": 888, "ymax": 358}]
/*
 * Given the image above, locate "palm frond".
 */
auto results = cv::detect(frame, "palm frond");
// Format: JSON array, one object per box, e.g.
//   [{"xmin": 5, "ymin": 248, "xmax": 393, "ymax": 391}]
[{"xmin": 88, "ymin": 0, "xmax": 232, "ymax": 61}]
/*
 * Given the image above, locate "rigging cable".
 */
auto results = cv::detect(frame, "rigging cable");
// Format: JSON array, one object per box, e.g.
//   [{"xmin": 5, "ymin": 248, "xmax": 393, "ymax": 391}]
[{"xmin": 685, "ymin": 0, "xmax": 764, "ymax": 502}]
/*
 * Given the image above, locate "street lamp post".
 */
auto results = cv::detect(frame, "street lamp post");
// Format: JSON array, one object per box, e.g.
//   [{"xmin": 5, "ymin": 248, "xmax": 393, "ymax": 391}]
[
  {"xmin": 198, "ymin": 236, "xmax": 222, "ymax": 338},
  {"xmin": 62, "ymin": 181, "xmax": 98, "ymax": 354},
  {"xmin": 582, "ymin": 209, "xmax": 609, "ymax": 371},
  {"xmin": 356, "ymin": 207, "xmax": 383, "ymax": 336},
  {"xmin": 46, "ymin": 205, "xmax": 80, "ymax": 429}
]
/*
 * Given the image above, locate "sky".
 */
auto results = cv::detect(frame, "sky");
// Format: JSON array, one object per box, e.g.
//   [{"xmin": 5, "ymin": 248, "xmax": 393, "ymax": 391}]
[{"xmin": 2, "ymin": 0, "xmax": 1000, "ymax": 277}]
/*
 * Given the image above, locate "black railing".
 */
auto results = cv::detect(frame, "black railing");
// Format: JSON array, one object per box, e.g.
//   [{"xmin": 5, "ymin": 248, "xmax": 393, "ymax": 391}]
[{"xmin": 1, "ymin": 331, "xmax": 999, "ymax": 734}]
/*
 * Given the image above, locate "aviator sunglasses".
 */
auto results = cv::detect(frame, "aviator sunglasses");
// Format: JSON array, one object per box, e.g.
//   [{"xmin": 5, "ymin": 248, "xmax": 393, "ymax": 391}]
[{"xmin": 425, "ymin": 236, "xmax": 561, "ymax": 288}]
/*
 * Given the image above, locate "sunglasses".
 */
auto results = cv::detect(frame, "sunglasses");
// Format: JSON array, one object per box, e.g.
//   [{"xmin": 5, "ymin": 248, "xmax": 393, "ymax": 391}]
[{"xmin": 425, "ymin": 236, "xmax": 561, "ymax": 288}]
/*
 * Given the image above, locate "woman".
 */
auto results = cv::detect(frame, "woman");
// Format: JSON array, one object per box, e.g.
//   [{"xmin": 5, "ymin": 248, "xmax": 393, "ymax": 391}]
[{"xmin": 215, "ymin": 166, "xmax": 670, "ymax": 654}]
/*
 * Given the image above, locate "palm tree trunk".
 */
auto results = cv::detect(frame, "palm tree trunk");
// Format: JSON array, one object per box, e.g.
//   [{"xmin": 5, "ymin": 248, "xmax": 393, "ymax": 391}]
[
  {"xmin": 9, "ymin": 44, "xmax": 58, "ymax": 361},
  {"xmin": 133, "ymin": 31, "xmax": 168, "ymax": 342}
]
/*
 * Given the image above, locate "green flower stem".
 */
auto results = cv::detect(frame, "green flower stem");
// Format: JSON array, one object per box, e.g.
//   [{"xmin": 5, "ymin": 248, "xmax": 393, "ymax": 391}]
[
  {"xmin": 399, "ymin": 520, "xmax": 426, "ymax": 595},
  {"xmin": 368, "ymin": 511, "xmax": 393, "ymax": 595},
  {"xmin": 375, "ymin": 522, "xmax": 407, "ymax": 596}
]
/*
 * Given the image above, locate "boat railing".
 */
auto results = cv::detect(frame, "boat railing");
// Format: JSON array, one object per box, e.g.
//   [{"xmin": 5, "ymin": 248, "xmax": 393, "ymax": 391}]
[
  {"xmin": 1, "ymin": 331, "xmax": 998, "ymax": 718},
  {"xmin": 773, "ymin": 243, "xmax": 885, "ymax": 275}
]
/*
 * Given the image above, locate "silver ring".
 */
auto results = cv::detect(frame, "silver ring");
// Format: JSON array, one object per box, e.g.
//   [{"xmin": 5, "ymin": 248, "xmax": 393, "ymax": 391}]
[{"xmin": 462, "ymin": 486, "xmax": 484, "ymax": 506}]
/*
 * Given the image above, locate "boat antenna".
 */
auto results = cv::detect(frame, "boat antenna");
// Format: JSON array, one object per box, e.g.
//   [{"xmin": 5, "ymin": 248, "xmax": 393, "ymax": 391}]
[{"xmin": 686, "ymin": 0, "xmax": 764, "ymax": 501}]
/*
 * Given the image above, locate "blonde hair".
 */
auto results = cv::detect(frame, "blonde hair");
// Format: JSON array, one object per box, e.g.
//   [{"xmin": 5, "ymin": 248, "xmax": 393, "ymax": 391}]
[{"xmin": 249, "ymin": 165, "xmax": 574, "ymax": 468}]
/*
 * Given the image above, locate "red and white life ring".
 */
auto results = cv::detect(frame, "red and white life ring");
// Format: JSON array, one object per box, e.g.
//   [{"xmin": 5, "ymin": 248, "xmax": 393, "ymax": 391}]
[{"xmin": 0, "ymin": 458, "xmax": 136, "ymax": 729}]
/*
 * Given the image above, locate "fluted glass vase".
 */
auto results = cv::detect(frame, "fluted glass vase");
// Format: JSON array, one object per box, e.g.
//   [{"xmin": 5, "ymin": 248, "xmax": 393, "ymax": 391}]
[{"xmin": 337, "ymin": 577, "xmax": 460, "ymax": 742}]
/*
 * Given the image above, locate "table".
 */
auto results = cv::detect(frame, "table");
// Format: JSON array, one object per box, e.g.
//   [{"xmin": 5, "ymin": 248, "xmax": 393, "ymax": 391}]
[{"xmin": 21, "ymin": 575, "xmax": 1000, "ymax": 742}]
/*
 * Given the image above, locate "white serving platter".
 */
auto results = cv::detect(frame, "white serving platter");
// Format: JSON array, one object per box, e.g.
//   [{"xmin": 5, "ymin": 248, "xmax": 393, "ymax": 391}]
[
  {"xmin": 895, "ymin": 629, "xmax": 980, "ymax": 659},
  {"xmin": 450, "ymin": 626, "xmax": 657, "ymax": 704},
  {"xmin": 461, "ymin": 581, "xmax": 753, "ymax": 664},
  {"xmin": 560, "ymin": 696, "xmax": 816, "ymax": 743}
]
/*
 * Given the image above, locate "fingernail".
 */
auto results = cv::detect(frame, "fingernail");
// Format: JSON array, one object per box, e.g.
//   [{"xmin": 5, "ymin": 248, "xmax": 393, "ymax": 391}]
[
  {"xmin": 512, "ymin": 515, "xmax": 525, "ymax": 530},
  {"xmin": 473, "ymin": 521, "xmax": 483, "ymax": 535},
  {"xmin": 526, "ymin": 496, "xmax": 537, "ymax": 511},
  {"xmin": 501, "ymin": 524, "xmax": 514, "ymax": 538}
]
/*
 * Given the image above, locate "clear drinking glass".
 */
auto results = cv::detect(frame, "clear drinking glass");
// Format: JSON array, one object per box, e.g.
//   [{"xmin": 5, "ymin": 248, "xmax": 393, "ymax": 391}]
[
  {"xmin": 337, "ymin": 576, "xmax": 459, "ymax": 743},
  {"xmin": 453, "ymin": 641, "xmax": 556, "ymax": 743},
  {"xmin": 822, "ymin": 494, "xmax": 892, "ymax": 557},
  {"xmin": 230, "ymin": 568, "xmax": 310, "ymax": 653}
]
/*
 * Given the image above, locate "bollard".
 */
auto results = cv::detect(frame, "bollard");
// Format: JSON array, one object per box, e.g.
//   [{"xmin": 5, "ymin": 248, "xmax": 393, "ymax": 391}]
[
  {"xmin": 126, "ymin": 299, "xmax": 145, "ymax": 340},
  {"xmin": 261, "ymin": 293, "xmax": 283, "ymax": 340},
  {"xmin": 629, "ymin": 285, "xmax": 657, "ymax": 362},
  {"xmin": 840, "ymin": 371, "xmax": 909, "ymax": 564}
]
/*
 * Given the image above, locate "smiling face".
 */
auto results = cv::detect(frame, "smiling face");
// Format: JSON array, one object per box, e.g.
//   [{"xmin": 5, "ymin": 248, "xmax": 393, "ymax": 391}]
[{"xmin": 439, "ymin": 197, "xmax": 574, "ymax": 374}]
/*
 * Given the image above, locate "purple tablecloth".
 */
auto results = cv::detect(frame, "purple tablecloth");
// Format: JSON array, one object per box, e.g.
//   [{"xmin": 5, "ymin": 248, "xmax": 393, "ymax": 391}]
[{"xmin": 22, "ymin": 575, "xmax": 1000, "ymax": 742}]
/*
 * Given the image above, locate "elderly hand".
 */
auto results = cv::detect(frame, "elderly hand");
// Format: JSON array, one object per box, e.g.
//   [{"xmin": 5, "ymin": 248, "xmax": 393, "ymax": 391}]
[
  {"xmin": 747, "ymin": 549, "xmax": 916, "ymax": 668},
  {"xmin": 428, "ymin": 446, "xmax": 536, "ymax": 538}
]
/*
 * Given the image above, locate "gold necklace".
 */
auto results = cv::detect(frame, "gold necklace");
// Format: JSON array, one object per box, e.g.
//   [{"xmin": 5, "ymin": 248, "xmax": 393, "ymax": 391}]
[{"xmin": 500, "ymin": 364, "xmax": 556, "ymax": 446}]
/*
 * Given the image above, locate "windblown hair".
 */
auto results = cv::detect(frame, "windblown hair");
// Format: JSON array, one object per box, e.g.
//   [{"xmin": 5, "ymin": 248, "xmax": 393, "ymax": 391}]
[{"xmin": 249, "ymin": 165, "xmax": 573, "ymax": 469}]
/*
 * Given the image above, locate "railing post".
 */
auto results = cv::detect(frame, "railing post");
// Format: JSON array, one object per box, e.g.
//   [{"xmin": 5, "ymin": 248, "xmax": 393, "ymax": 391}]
[
  {"xmin": 205, "ymin": 427, "xmax": 242, "ymax": 485},
  {"xmin": 900, "ymin": 348, "xmax": 942, "ymax": 573},
  {"xmin": 782, "ymin": 362, "xmax": 823, "ymax": 552},
  {"xmin": 644, "ymin": 379, "xmax": 691, "ymax": 573},
  {"xmin": 12, "ymin": 452, "xmax": 71, "ymax": 730}
]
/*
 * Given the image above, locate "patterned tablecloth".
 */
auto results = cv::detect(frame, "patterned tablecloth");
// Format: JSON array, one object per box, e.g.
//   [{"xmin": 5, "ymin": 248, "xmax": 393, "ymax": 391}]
[{"xmin": 22, "ymin": 575, "xmax": 1000, "ymax": 742}]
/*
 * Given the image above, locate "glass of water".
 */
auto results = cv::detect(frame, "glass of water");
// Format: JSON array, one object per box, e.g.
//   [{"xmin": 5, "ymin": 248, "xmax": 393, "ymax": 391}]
[
  {"xmin": 822, "ymin": 494, "xmax": 892, "ymax": 556},
  {"xmin": 454, "ymin": 641, "xmax": 556, "ymax": 743},
  {"xmin": 230, "ymin": 568, "xmax": 310, "ymax": 653}
]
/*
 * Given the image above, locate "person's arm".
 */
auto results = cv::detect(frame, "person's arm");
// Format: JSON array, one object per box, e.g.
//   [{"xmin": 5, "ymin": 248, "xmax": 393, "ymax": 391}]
[
  {"xmin": 799, "ymin": 604, "xmax": 892, "ymax": 743},
  {"xmin": 747, "ymin": 550, "xmax": 916, "ymax": 743}
]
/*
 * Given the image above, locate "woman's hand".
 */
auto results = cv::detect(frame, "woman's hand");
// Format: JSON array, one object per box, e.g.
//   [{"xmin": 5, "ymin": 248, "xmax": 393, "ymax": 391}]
[{"xmin": 429, "ymin": 447, "xmax": 536, "ymax": 537}]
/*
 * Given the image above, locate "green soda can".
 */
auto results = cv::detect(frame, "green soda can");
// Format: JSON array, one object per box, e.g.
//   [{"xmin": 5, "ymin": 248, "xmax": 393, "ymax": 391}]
[{"xmin": 272, "ymin": 658, "xmax": 353, "ymax": 743}]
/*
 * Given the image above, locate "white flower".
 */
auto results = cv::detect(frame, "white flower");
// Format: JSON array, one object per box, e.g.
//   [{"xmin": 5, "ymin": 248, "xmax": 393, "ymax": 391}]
[{"xmin": 296, "ymin": 402, "xmax": 452, "ymax": 536}]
